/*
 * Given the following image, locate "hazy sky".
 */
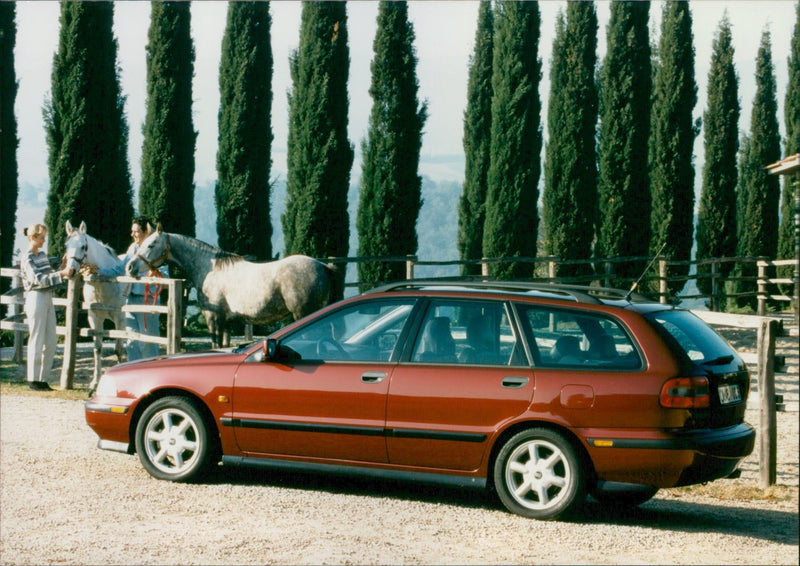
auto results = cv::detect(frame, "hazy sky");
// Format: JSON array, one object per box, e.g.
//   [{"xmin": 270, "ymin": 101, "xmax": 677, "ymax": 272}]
[{"xmin": 11, "ymin": 1, "xmax": 798, "ymax": 195}]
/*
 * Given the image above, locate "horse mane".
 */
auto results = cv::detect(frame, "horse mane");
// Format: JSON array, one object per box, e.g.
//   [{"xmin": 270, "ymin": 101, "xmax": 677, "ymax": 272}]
[{"xmin": 176, "ymin": 233, "xmax": 243, "ymax": 267}]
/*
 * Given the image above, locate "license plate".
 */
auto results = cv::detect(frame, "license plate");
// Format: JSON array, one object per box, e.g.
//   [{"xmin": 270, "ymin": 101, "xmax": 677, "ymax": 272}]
[{"xmin": 718, "ymin": 384, "xmax": 741, "ymax": 405}]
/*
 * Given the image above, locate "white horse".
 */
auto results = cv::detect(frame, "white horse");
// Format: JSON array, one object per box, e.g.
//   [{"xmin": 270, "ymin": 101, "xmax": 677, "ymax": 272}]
[
  {"xmin": 64, "ymin": 221, "xmax": 129, "ymax": 391},
  {"xmin": 126, "ymin": 226, "xmax": 337, "ymax": 347}
]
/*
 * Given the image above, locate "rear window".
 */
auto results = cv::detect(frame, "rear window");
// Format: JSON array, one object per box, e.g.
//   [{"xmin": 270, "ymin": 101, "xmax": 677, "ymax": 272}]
[{"xmin": 645, "ymin": 310, "xmax": 737, "ymax": 364}]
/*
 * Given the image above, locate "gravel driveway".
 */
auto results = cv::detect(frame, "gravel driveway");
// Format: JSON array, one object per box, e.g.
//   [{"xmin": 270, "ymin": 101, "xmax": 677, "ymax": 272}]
[{"xmin": 1, "ymin": 391, "xmax": 797, "ymax": 565}]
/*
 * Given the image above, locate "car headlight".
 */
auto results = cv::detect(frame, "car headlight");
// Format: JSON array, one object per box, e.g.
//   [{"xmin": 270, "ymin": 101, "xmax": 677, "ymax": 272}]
[{"xmin": 95, "ymin": 374, "xmax": 118, "ymax": 397}]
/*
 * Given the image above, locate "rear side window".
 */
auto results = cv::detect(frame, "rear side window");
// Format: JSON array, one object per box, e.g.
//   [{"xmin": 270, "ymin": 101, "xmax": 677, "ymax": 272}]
[
  {"xmin": 515, "ymin": 305, "xmax": 642, "ymax": 370},
  {"xmin": 646, "ymin": 310, "xmax": 737, "ymax": 364}
]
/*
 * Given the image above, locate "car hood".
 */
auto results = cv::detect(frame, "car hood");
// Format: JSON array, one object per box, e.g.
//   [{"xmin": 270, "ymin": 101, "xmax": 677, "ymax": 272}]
[{"xmin": 110, "ymin": 349, "xmax": 243, "ymax": 370}]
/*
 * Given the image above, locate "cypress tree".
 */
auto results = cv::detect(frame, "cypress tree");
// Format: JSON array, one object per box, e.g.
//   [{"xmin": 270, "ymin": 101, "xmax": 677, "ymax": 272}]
[
  {"xmin": 696, "ymin": 15, "xmax": 739, "ymax": 296},
  {"xmin": 0, "ymin": 2, "xmax": 19, "ymax": 280},
  {"xmin": 139, "ymin": 1, "xmax": 196, "ymax": 236},
  {"xmin": 597, "ymin": 1, "xmax": 651, "ymax": 284},
  {"xmin": 356, "ymin": 1, "xmax": 427, "ymax": 287},
  {"xmin": 482, "ymin": 1, "xmax": 542, "ymax": 279},
  {"xmin": 457, "ymin": 1, "xmax": 493, "ymax": 277},
  {"xmin": 283, "ymin": 1, "xmax": 353, "ymax": 290},
  {"xmin": 43, "ymin": 2, "xmax": 133, "ymax": 254},
  {"xmin": 542, "ymin": 2, "xmax": 598, "ymax": 280},
  {"xmin": 649, "ymin": 1, "xmax": 698, "ymax": 296},
  {"xmin": 216, "ymin": 2, "xmax": 273, "ymax": 260},
  {"xmin": 778, "ymin": 2, "xmax": 800, "ymax": 278},
  {"xmin": 736, "ymin": 31, "xmax": 781, "ymax": 307},
  {"xmin": 737, "ymin": 31, "xmax": 782, "ymax": 258}
]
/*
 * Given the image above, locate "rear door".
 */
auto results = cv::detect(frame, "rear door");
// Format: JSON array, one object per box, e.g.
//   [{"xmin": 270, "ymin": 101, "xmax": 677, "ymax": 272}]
[{"xmin": 386, "ymin": 299, "xmax": 534, "ymax": 471}]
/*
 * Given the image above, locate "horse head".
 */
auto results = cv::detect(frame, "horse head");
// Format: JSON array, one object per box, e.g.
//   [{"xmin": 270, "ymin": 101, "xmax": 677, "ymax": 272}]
[
  {"xmin": 64, "ymin": 220, "xmax": 89, "ymax": 272},
  {"xmin": 65, "ymin": 220, "xmax": 120, "ymax": 270},
  {"xmin": 127, "ymin": 223, "xmax": 170, "ymax": 277}
]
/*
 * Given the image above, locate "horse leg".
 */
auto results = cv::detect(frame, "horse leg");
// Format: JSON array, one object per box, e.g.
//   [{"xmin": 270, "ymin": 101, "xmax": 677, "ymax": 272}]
[
  {"xmin": 87, "ymin": 315, "xmax": 102, "ymax": 394},
  {"xmin": 113, "ymin": 312, "xmax": 126, "ymax": 363},
  {"xmin": 204, "ymin": 310, "xmax": 220, "ymax": 349}
]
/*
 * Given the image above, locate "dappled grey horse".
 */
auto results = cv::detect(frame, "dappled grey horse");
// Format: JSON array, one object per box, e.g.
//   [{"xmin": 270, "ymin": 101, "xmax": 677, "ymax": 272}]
[
  {"xmin": 64, "ymin": 221, "xmax": 129, "ymax": 391},
  {"xmin": 126, "ymin": 226, "xmax": 336, "ymax": 347}
]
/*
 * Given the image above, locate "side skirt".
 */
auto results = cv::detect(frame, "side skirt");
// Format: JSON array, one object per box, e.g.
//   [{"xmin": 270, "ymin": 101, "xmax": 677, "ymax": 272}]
[{"xmin": 220, "ymin": 455, "xmax": 487, "ymax": 490}]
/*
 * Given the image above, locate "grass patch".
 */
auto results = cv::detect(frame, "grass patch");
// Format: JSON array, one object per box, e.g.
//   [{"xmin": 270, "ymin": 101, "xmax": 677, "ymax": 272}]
[{"xmin": 1, "ymin": 360, "xmax": 92, "ymax": 401}]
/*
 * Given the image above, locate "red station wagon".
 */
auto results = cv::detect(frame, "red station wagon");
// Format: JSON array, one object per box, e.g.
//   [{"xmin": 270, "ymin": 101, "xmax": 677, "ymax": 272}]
[{"xmin": 85, "ymin": 281, "xmax": 755, "ymax": 520}]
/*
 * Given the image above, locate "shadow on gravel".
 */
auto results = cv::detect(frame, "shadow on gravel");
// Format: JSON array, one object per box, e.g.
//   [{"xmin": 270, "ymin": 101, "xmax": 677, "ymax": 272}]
[
  {"xmin": 205, "ymin": 463, "xmax": 497, "ymax": 512},
  {"xmin": 574, "ymin": 498, "xmax": 798, "ymax": 545},
  {"xmin": 205, "ymin": 464, "xmax": 797, "ymax": 545}
]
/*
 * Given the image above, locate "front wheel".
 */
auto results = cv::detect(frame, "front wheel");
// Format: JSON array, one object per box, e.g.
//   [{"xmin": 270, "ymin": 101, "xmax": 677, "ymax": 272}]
[
  {"xmin": 135, "ymin": 397, "xmax": 213, "ymax": 482},
  {"xmin": 493, "ymin": 428, "xmax": 586, "ymax": 520}
]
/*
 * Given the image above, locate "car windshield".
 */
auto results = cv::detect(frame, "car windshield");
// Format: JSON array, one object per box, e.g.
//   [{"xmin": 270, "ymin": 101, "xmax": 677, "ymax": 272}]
[{"xmin": 646, "ymin": 310, "xmax": 737, "ymax": 364}]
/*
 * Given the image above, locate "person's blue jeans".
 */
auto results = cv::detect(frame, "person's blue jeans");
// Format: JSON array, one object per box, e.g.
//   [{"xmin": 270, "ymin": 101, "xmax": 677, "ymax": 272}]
[{"xmin": 125, "ymin": 294, "xmax": 160, "ymax": 360}]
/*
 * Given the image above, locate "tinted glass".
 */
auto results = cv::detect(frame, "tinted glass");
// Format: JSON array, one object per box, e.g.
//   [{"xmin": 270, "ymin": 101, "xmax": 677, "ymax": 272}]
[
  {"xmin": 646, "ymin": 309, "xmax": 738, "ymax": 364},
  {"xmin": 281, "ymin": 299, "xmax": 416, "ymax": 362},
  {"xmin": 516, "ymin": 305, "xmax": 642, "ymax": 369},
  {"xmin": 410, "ymin": 299, "xmax": 523, "ymax": 366}
]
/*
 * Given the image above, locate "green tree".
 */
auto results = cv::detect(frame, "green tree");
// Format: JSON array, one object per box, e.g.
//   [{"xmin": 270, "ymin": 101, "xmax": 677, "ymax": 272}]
[
  {"xmin": 696, "ymin": 15, "xmax": 739, "ymax": 296},
  {"xmin": 44, "ymin": 2, "xmax": 132, "ymax": 254},
  {"xmin": 139, "ymin": 1, "xmax": 196, "ymax": 236},
  {"xmin": 736, "ymin": 31, "xmax": 782, "ymax": 307},
  {"xmin": 482, "ymin": 1, "xmax": 542, "ymax": 279},
  {"xmin": 216, "ymin": 2, "xmax": 273, "ymax": 260},
  {"xmin": 649, "ymin": 1, "xmax": 698, "ymax": 296},
  {"xmin": 0, "ymin": 2, "xmax": 19, "ymax": 279},
  {"xmin": 542, "ymin": 2, "xmax": 598, "ymax": 280},
  {"xmin": 283, "ymin": 1, "xmax": 353, "ymax": 294},
  {"xmin": 457, "ymin": 1, "xmax": 493, "ymax": 276},
  {"xmin": 356, "ymin": 1, "xmax": 427, "ymax": 287},
  {"xmin": 778, "ymin": 2, "xmax": 800, "ymax": 277},
  {"xmin": 597, "ymin": 0, "xmax": 651, "ymax": 284}
]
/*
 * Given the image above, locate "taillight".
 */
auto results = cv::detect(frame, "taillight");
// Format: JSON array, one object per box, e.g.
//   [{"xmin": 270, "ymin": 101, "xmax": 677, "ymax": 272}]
[{"xmin": 660, "ymin": 377, "xmax": 710, "ymax": 408}]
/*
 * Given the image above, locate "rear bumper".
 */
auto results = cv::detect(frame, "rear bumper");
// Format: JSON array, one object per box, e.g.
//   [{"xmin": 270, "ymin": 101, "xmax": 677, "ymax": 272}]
[{"xmin": 585, "ymin": 422, "xmax": 755, "ymax": 487}]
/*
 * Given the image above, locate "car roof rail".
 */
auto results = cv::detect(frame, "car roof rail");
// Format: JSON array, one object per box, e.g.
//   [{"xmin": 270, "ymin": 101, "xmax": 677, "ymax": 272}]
[{"xmin": 364, "ymin": 279, "xmax": 651, "ymax": 305}]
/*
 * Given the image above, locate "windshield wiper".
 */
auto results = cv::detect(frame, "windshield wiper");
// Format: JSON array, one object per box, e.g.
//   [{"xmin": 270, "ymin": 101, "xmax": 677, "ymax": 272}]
[{"xmin": 701, "ymin": 355, "xmax": 734, "ymax": 366}]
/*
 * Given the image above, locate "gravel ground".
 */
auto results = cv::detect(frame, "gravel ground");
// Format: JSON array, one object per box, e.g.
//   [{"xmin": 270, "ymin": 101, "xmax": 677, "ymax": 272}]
[
  {"xmin": 0, "ymin": 394, "xmax": 796, "ymax": 565},
  {"xmin": 1, "ymin": 324, "xmax": 798, "ymax": 565}
]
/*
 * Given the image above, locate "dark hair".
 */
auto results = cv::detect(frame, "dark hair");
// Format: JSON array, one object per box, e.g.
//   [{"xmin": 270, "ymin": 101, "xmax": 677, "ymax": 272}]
[{"xmin": 132, "ymin": 216, "xmax": 150, "ymax": 230}]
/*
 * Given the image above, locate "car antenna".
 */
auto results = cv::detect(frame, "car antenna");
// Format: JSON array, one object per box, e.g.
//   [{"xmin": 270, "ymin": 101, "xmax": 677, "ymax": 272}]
[{"xmin": 625, "ymin": 242, "xmax": 667, "ymax": 301}]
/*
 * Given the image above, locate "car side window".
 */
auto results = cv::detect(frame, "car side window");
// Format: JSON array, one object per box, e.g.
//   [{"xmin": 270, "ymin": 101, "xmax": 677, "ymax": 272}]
[
  {"xmin": 279, "ymin": 299, "xmax": 416, "ymax": 362},
  {"xmin": 410, "ymin": 299, "xmax": 523, "ymax": 366},
  {"xmin": 516, "ymin": 305, "xmax": 642, "ymax": 370}
]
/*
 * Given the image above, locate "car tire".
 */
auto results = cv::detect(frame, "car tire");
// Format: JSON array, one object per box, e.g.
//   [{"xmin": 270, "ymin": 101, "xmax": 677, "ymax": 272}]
[
  {"xmin": 135, "ymin": 396, "xmax": 213, "ymax": 482},
  {"xmin": 493, "ymin": 428, "xmax": 586, "ymax": 520},
  {"xmin": 588, "ymin": 482, "xmax": 659, "ymax": 507}
]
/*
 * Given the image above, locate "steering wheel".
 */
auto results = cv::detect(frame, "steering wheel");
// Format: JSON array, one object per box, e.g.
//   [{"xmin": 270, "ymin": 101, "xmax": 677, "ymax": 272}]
[{"xmin": 316, "ymin": 338, "xmax": 350, "ymax": 359}]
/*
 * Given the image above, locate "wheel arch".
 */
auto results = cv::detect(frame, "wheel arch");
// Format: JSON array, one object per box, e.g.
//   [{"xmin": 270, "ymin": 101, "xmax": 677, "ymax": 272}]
[
  {"xmin": 486, "ymin": 419, "xmax": 596, "ymax": 491},
  {"xmin": 128, "ymin": 388, "xmax": 222, "ymax": 461}
]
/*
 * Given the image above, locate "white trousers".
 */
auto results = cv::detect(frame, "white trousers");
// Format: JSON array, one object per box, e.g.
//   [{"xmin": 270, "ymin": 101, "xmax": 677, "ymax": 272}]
[{"xmin": 24, "ymin": 289, "xmax": 58, "ymax": 383}]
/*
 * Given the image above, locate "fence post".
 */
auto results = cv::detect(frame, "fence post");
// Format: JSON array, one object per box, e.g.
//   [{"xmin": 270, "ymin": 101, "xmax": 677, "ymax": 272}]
[
  {"xmin": 757, "ymin": 319, "xmax": 778, "ymax": 488},
  {"xmin": 406, "ymin": 255, "xmax": 416, "ymax": 280},
  {"xmin": 548, "ymin": 261, "xmax": 557, "ymax": 282},
  {"xmin": 604, "ymin": 262, "xmax": 613, "ymax": 288},
  {"xmin": 11, "ymin": 272, "xmax": 24, "ymax": 363},
  {"xmin": 757, "ymin": 260, "xmax": 767, "ymax": 316},
  {"xmin": 658, "ymin": 258, "xmax": 668, "ymax": 304},
  {"xmin": 59, "ymin": 276, "xmax": 81, "ymax": 390},
  {"xmin": 710, "ymin": 261, "xmax": 719, "ymax": 312},
  {"xmin": 167, "ymin": 279, "xmax": 183, "ymax": 355},
  {"xmin": 481, "ymin": 258, "xmax": 489, "ymax": 278}
]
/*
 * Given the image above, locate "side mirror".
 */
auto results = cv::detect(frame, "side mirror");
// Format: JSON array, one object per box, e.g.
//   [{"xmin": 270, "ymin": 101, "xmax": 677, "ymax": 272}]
[{"xmin": 265, "ymin": 338, "xmax": 279, "ymax": 361}]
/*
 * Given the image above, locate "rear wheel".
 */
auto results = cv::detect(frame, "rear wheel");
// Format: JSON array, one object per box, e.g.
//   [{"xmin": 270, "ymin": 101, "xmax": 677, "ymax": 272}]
[
  {"xmin": 135, "ymin": 397, "xmax": 213, "ymax": 482},
  {"xmin": 493, "ymin": 428, "xmax": 586, "ymax": 520},
  {"xmin": 588, "ymin": 482, "xmax": 659, "ymax": 507}
]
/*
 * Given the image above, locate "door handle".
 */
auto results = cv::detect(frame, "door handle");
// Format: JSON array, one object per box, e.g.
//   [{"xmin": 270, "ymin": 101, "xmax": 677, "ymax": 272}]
[
  {"xmin": 502, "ymin": 376, "xmax": 529, "ymax": 388},
  {"xmin": 362, "ymin": 371, "xmax": 387, "ymax": 383}
]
